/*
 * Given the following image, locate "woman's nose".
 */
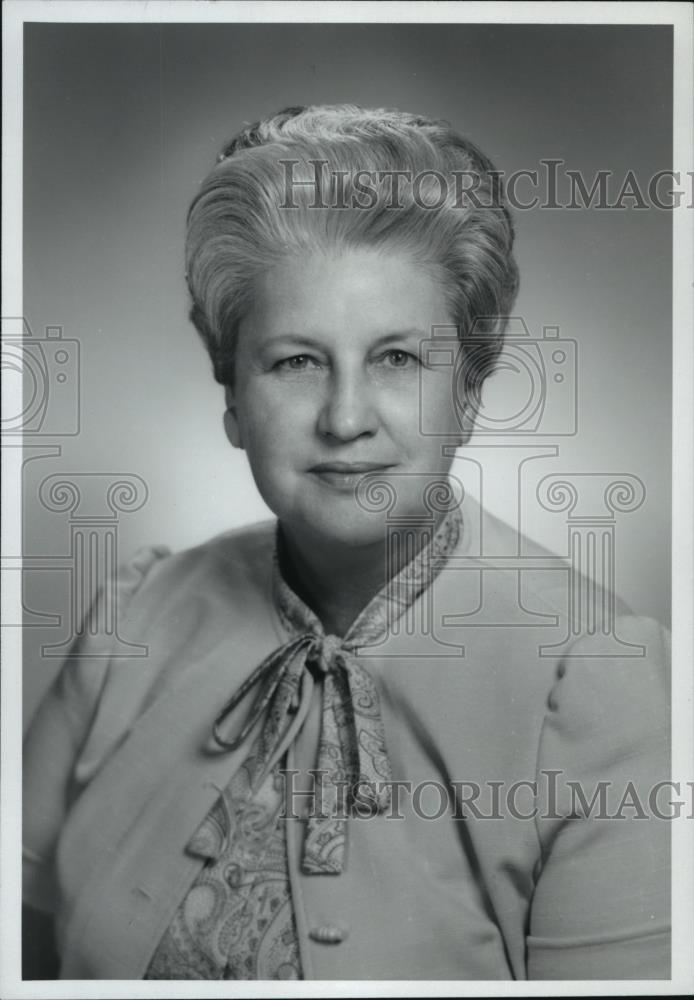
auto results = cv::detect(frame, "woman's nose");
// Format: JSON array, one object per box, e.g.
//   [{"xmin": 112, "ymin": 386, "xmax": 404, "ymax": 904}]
[{"xmin": 317, "ymin": 370, "xmax": 378, "ymax": 441}]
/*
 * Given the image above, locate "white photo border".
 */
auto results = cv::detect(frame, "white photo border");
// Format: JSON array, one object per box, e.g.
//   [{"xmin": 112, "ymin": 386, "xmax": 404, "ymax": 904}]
[{"xmin": 2, "ymin": 2, "xmax": 692, "ymax": 997}]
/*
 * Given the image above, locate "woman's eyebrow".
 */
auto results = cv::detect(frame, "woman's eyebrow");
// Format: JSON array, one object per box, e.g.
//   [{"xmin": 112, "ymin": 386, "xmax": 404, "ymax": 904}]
[
  {"xmin": 263, "ymin": 329, "xmax": 430, "ymax": 348},
  {"xmin": 259, "ymin": 334, "xmax": 324, "ymax": 347},
  {"xmin": 373, "ymin": 329, "xmax": 430, "ymax": 345}
]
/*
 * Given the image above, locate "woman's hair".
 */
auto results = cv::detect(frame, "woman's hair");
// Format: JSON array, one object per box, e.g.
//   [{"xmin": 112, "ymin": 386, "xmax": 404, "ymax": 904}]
[{"xmin": 186, "ymin": 104, "xmax": 519, "ymax": 400}]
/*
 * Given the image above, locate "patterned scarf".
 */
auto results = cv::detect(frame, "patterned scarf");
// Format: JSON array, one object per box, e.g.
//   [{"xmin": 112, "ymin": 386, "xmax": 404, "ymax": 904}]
[{"xmin": 145, "ymin": 505, "xmax": 462, "ymax": 979}]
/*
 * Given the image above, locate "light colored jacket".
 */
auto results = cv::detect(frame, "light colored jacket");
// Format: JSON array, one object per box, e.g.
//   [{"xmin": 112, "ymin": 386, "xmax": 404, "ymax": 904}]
[{"xmin": 23, "ymin": 501, "xmax": 670, "ymax": 980}]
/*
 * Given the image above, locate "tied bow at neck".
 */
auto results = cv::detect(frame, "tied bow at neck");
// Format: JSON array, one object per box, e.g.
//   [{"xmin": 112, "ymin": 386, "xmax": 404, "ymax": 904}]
[
  {"xmin": 191, "ymin": 505, "xmax": 463, "ymax": 877},
  {"xmin": 210, "ymin": 628, "xmax": 392, "ymax": 875}
]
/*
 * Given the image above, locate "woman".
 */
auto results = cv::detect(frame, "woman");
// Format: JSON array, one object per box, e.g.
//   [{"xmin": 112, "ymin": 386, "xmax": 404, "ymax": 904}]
[{"xmin": 23, "ymin": 105, "xmax": 670, "ymax": 981}]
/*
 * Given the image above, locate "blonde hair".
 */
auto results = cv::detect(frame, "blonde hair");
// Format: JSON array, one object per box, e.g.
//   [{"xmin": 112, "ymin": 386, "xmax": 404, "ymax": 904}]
[{"xmin": 185, "ymin": 104, "xmax": 519, "ymax": 395}]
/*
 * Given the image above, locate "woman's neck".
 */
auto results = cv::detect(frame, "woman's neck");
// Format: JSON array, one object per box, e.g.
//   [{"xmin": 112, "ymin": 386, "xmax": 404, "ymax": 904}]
[{"xmin": 278, "ymin": 522, "xmax": 436, "ymax": 637}]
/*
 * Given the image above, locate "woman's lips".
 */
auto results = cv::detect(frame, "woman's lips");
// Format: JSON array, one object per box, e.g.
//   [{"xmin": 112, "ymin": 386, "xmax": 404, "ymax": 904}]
[{"xmin": 308, "ymin": 463, "xmax": 394, "ymax": 491}]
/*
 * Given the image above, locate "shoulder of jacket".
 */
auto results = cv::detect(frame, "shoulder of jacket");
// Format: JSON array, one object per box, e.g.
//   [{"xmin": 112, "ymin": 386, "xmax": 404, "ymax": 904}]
[
  {"xmin": 124, "ymin": 519, "xmax": 277, "ymax": 604},
  {"xmin": 70, "ymin": 520, "xmax": 279, "ymax": 786},
  {"xmin": 467, "ymin": 501, "xmax": 631, "ymax": 620}
]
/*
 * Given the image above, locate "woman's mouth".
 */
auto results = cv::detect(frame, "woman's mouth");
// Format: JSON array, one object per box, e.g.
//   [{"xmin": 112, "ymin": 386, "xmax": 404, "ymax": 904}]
[{"xmin": 308, "ymin": 463, "xmax": 394, "ymax": 491}]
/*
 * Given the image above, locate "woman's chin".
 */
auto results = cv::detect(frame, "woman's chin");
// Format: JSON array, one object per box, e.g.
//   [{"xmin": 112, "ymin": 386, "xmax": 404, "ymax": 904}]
[{"xmin": 287, "ymin": 507, "xmax": 393, "ymax": 551}]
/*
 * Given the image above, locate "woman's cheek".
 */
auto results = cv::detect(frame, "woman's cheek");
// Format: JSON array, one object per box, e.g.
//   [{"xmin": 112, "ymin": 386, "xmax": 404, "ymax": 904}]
[{"xmin": 383, "ymin": 388, "xmax": 425, "ymax": 439}]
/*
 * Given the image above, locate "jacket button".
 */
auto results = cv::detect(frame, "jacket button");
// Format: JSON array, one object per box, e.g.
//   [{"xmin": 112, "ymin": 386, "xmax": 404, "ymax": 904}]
[{"xmin": 309, "ymin": 924, "xmax": 348, "ymax": 944}]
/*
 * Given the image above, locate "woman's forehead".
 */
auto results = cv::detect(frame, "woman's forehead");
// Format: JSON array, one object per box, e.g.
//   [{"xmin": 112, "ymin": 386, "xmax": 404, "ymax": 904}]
[{"xmin": 242, "ymin": 249, "xmax": 453, "ymax": 341}]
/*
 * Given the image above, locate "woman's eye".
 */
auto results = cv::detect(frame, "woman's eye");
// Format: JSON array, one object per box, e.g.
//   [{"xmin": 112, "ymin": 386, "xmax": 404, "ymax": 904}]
[
  {"xmin": 275, "ymin": 355, "xmax": 318, "ymax": 371},
  {"xmin": 383, "ymin": 349, "xmax": 417, "ymax": 368}
]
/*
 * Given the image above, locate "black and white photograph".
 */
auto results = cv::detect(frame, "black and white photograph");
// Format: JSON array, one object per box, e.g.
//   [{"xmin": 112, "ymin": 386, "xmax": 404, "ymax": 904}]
[{"xmin": 2, "ymin": 1, "xmax": 692, "ymax": 994}]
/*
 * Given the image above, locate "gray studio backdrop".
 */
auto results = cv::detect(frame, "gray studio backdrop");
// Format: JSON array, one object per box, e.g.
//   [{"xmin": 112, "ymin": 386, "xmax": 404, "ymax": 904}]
[{"xmin": 20, "ymin": 23, "xmax": 672, "ymax": 723}]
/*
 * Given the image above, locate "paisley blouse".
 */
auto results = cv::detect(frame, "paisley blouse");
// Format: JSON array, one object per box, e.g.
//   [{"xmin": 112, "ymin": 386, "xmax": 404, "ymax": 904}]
[{"xmin": 145, "ymin": 509, "xmax": 463, "ymax": 979}]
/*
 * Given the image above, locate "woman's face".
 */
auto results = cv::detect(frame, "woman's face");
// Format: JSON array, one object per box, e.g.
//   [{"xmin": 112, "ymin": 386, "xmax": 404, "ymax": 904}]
[{"xmin": 225, "ymin": 248, "xmax": 472, "ymax": 550}]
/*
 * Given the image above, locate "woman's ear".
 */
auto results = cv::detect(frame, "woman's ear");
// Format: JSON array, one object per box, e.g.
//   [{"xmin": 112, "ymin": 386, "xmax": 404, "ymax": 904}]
[{"xmin": 223, "ymin": 385, "xmax": 244, "ymax": 450}]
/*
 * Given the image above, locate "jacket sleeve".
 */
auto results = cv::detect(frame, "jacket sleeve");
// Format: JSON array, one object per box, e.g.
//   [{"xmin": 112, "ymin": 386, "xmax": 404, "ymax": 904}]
[
  {"xmin": 528, "ymin": 616, "xmax": 671, "ymax": 980},
  {"xmin": 22, "ymin": 545, "xmax": 170, "ymax": 914}
]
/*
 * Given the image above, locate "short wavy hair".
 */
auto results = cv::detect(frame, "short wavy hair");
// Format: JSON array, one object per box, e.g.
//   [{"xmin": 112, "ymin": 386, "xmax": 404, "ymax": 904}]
[{"xmin": 185, "ymin": 104, "xmax": 519, "ymax": 399}]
